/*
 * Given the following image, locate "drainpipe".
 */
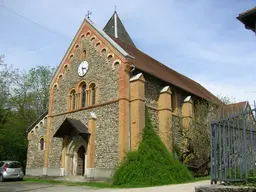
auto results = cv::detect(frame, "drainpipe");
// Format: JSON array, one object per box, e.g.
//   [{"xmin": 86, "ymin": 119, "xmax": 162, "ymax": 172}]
[{"xmin": 128, "ymin": 64, "xmax": 135, "ymax": 152}]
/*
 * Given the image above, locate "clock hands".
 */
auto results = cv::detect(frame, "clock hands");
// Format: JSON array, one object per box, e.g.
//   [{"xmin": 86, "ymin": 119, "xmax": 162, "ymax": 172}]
[{"xmin": 78, "ymin": 61, "xmax": 88, "ymax": 76}]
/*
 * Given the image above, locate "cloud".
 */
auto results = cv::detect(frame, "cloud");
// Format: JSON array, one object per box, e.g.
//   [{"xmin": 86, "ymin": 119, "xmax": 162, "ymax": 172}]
[
  {"xmin": 1, "ymin": 0, "xmax": 256, "ymax": 103},
  {"xmin": 194, "ymin": 76, "xmax": 256, "ymax": 106}
]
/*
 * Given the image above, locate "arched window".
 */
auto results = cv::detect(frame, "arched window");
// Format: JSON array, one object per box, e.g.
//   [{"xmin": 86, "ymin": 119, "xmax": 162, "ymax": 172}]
[
  {"xmin": 82, "ymin": 50, "xmax": 86, "ymax": 61},
  {"xmin": 40, "ymin": 138, "xmax": 44, "ymax": 150},
  {"xmin": 70, "ymin": 90, "xmax": 76, "ymax": 110},
  {"xmin": 81, "ymin": 83, "xmax": 86, "ymax": 107},
  {"xmin": 90, "ymin": 83, "xmax": 96, "ymax": 105}
]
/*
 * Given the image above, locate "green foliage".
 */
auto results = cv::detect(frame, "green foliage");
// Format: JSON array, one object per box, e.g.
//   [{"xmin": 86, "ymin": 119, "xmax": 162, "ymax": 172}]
[
  {"xmin": 112, "ymin": 109, "xmax": 193, "ymax": 187},
  {"xmin": 0, "ymin": 110, "xmax": 28, "ymax": 167},
  {"xmin": 11, "ymin": 65, "xmax": 55, "ymax": 124},
  {"xmin": 23, "ymin": 178, "xmax": 112, "ymax": 188},
  {"xmin": 23, "ymin": 176, "xmax": 209, "ymax": 188},
  {"xmin": 0, "ymin": 55, "xmax": 55, "ymax": 168}
]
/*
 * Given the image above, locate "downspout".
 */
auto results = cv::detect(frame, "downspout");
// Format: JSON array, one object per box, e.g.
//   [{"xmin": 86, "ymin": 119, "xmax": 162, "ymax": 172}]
[{"xmin": 128, "ymin": 64, "xmax": 135, "ymax": 151}]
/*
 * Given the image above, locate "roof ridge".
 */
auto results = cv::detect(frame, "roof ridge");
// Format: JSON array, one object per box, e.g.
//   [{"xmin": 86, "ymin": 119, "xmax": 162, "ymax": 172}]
[
  {"xmin": 117, "ymin": 37, "xmax": 198, "ymax": 82},
  {"xmin": 114, "ymin": 36, "xmax": 196, "ymax": 84},
  {"xmin": 113, "ymin": 36, "xmax": 220, "ymax": 103},
  {"xmin": 226, "ymin": 101, "xmax": 247, "ymax": 106}
]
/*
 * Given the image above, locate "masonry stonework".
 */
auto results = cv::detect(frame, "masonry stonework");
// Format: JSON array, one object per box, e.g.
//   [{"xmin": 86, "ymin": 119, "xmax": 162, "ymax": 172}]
[
  {"xmin": 26, "ymin": 116, "xmax": 47, "ymax": 169},
  {"xmin": 147, "ymin": 107, "xmax": 159, "ymax": 133},
  {"xmin": 26, "ymin": 12, "xmax": 219, "ymax": 179},
  {"xmin": 52, "ymin": 38, "xmax": 120, "ymax": 116},
  {"xmin": 172, "ymin": 115, "xmax": 183, "ymax": 155},
  {"xmin": 49, "ymin": 102, "xmax": 119, "ymax": 169},
  {"xmin": 144, "ymin": 73, "xmax": 165, "ymax": 109}
]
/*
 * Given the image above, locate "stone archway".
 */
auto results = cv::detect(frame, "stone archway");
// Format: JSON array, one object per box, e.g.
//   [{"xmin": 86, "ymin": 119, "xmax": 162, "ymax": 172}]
[
  {"xmin": 77, "ymin": 146, "xmax": 85, "ymax": 176},
  {"xmin": 65, "ymin": 137, "xmax": 88, "ymax": 176}
]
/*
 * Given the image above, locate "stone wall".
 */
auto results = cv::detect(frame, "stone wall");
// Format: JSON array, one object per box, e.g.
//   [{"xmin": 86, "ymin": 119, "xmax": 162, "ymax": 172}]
[
  {"xmin": 144, "ymin": 73, "xmax": 165, "ymax": 109},
  {"xmin": 52, "ymin": 38, "xmax": 120, "ymax": 115},
  {"xmin": 26, "ymin": 116, "xmax": 47, "ymax": 168},
  {"xmin": 172, "ymin": 115, "xmax": 183, "ymax": 156},
  {"xmin": 48, "ymin": 102, "xmax": 119, "ymax": 169},
  {"xmin": 134, "ymin": 70, "xmax": 192, "ymax": 154},
  {"xmin": 147, "ymin": 106, "xmax": 159, "ymax": 133}
]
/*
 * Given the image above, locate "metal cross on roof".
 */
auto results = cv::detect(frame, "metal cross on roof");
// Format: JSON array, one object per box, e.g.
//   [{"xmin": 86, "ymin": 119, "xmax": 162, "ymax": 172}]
[{"xmin": 86, "ymin": 11, "xmax": 92, "ymax": 19}]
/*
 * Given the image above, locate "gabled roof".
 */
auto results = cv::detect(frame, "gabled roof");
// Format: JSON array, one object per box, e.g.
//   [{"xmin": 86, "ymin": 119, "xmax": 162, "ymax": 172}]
[
  {"xmin": 49, "ymin": 18, "xmax": 133, "ymax": 89},
  {"xmin": 26, "ymin": 111, "xmax": 48, "ymax": 133},
  {"xmin": 53, "ymin": 118, "xmax": 90, "ymax": 138},
  {"xmin": 238, "ymin": 7, "xmax": 256, "ymax": 18},
  {"xmin": 103, "ymin": 11, "xmax": 136, "ymax": 47},
  {"xmin": 217, "ymin": 101, "xmax": 256, "ymax": 123},
  {"xmin": 110, "ymin": 36, "xmax": 221, "ymax": 104},
  {"xmin": 237, "ymin": 7, "xmax": 256, "ymax": 32},
  {"xmin": 219, "ymin": 101, "xmax": 248, "ymax": 117}
]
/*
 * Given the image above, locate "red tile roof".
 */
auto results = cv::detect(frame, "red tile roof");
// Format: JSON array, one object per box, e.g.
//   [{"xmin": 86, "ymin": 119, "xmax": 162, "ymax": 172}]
[
  {"xmin": 221, "ymin": 101, "xmax": 247, "ymax": 115},
  {"xmin": 111, "ymin": 36, "xmax": 222, "ymax": 104},
  {"xmin": 217, "ymin": 101, "xmax": 253, "ymax": 119}
]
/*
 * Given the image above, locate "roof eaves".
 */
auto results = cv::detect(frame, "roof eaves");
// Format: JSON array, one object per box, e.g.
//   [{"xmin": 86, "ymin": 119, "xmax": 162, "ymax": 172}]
[
  {"xmin": 237, "ymin": 7, "xmax": 256, "ymax": 19},
  {"xmin": 126, "ymin": 47, "xmax": 220, "ymax": 104},
  {"xmin": 26, "ymin": 111, "xmax": 48, "ymax": 134},
  {"xmin": 49, "ymin": 19, "xmax": 86, "ymax": 88},
  {"xmin": 85, "ymin": 18, "xmax": 134, "ymax": 59}
]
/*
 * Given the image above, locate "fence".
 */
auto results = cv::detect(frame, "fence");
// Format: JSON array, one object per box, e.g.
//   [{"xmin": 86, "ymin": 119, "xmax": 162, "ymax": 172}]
[{"xmin": 210, "ymin": 105, "xmax": 256, "ymax": 184}]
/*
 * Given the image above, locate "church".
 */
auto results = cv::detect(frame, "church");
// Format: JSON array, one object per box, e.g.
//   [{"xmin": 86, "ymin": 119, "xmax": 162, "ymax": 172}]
[{"xmin": 26, "ymin": 11, "xmax": 220, "ymax": 179}]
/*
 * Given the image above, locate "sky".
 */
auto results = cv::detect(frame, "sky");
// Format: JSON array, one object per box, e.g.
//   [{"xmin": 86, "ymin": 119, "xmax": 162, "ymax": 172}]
[{"xmin": 0, "ymin": 0, "xmax": 256, "ymax": 105}]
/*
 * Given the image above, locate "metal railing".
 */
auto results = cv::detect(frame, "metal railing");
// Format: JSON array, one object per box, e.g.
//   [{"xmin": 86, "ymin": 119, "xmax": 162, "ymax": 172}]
[{"xmin": 210, "ymin": 106, "xmax": 256, "ymax": 184}]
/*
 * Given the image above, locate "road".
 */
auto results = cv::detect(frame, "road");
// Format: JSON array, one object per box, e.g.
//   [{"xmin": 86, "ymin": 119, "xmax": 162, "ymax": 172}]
[{"xmin": 0, "ymin": 180, "xmax": 210, "ymax": 192}]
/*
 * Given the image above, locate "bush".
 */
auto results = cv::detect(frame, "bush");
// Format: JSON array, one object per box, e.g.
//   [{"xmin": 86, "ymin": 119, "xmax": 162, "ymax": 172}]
[{"xmin": 112, "ymin": 109, "xmax": 193, "ymax": 187}]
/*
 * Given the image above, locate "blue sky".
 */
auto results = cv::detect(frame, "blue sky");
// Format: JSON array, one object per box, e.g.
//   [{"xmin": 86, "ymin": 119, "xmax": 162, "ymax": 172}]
[{"xmin": 1, "ymin": 0, "xmax": 256, "ymax": 104}]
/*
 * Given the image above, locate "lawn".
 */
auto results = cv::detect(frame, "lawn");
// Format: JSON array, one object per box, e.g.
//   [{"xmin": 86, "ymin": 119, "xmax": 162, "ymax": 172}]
[{"xmin": 22, "ymin": 176, "xmax": 210, "ymax": 188}]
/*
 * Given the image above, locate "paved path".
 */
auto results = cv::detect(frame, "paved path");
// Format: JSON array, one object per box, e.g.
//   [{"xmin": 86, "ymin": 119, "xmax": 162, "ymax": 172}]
[{"xmin": 0, "ymin": 180, "xmax": 210, "ymax": 192}]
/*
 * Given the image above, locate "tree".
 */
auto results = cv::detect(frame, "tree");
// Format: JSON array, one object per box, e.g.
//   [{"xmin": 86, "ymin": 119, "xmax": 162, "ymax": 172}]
[
  {"xmin": 176, "ymin": 101, "xmax": 215, "ymax": 175},
  {"xmin": 0, "ymin": 55, "xmax": 17, "ymax": 110},
  {"xmin": 173, "ymin": 96, "xmax": 236, "ymax": 176},
  {"xmin": 26, "ymin": 66, "xmax": 55, "ymax": 116},
  {"xmin": 11, "ymin": 66, "xmax": 55, "ymax": 124},
  {"xmin": 0, "ymin": 55, "xmax": 55, "ymax": 168}
]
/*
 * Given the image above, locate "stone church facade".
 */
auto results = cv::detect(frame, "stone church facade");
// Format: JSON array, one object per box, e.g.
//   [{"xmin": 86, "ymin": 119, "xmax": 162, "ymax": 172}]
[{"xmin": 26, "ymin": 12, "xmax": 220, "ymax": 178}]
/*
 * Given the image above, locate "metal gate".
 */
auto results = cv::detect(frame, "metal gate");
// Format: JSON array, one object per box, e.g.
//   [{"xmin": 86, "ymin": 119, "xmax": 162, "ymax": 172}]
[{"xmin": 210, "ymin": 105, "xmax": 256, "ymax": 184}]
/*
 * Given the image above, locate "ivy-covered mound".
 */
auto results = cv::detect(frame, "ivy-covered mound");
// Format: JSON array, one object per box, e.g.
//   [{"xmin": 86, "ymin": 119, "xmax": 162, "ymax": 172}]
[{"xmin": 112, "ymin": 111, "xmax": 193, "ymax": 187}]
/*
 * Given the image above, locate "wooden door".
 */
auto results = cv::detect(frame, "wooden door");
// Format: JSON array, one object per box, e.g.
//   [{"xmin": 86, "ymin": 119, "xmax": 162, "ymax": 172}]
[{"xmin": 77, "ymin": 146, "xmax": 85, "ymax": 176}]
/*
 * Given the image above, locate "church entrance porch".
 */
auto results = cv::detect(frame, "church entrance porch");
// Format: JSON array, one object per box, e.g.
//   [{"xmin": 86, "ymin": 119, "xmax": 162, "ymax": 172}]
[{"xmin": 53, "ymin": 118, "xmax": 90, "ymax": 177}]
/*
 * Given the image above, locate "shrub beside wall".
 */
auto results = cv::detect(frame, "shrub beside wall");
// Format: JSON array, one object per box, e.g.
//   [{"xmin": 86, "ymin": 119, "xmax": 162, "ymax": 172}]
[{"xmin": 112, "ymin": 109, "xmax": 193, "ymax": 187}]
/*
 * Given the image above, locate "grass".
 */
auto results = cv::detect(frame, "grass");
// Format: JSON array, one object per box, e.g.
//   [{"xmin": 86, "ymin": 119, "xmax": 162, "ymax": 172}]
[
  {"xmin": 22, "ymin": 176, "xmax": 210, "ymax": 188},
  {"xmin": 22, "ymin": 177, "xmax": 111, "ymax": 188}
]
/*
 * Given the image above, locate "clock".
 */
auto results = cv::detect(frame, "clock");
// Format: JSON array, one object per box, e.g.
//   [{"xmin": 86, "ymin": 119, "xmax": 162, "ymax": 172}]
[{"xmin": 78, "ymin": 61, "xmax": 88, "ymax": 77}]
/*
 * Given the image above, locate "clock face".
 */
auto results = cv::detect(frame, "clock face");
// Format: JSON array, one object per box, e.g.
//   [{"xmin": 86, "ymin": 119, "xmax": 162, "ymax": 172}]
[{"xmin": 78, "ymin": 61, "xmax": 89, "ymax": 77}]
